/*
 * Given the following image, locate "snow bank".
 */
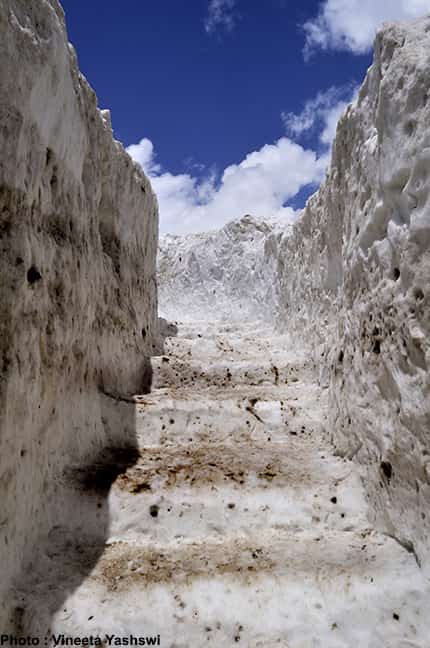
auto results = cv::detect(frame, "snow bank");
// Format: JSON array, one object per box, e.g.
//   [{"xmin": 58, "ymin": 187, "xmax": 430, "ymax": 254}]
[
  {"xmin": 0, "ymin": 0, "xmax": 158, "ymax": 628},
  {"xmin": 276, "ymin": 15, "xmax": 430, "ymax": 566}
]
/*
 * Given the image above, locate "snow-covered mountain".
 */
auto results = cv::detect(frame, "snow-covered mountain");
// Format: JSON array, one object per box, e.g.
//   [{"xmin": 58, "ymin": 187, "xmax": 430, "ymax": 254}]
[{"xmin": 158, "ymin": 214, "xmax": 288, "ymax": 323}]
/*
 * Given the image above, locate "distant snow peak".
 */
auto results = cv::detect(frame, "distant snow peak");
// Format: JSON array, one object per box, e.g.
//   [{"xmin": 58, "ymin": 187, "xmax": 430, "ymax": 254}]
[{"xmin": 158, "ymin": 214, "xmax": 283, "ymax": 323}]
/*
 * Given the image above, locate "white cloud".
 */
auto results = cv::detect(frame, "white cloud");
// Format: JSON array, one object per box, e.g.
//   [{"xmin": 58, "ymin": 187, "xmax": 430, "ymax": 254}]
[
  {"xmin": 127, "ymin": 85, "xmax": 359, "ymax": 234},
  {"xmin": 205, "ymin": 0, "xmax": 237, "ymax": 34},
  {"xmin": 303, "ymin": 0, "xmax": 430, "ymax": 57},
  {"xmin": 282, "ymin": 85, "xmax": 357, "ymax": 145},
  {"xmin": 126, "ymin": 138, "xmax": 161, "ymax": 175},
  {"xmin": 127, "ymin": 137, "xmax": 326, "ymax": 234}
]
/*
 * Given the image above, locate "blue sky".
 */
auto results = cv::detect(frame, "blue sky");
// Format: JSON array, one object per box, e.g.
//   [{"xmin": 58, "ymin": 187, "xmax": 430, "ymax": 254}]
[{"xmin": 61, "ymin": 0, "xmax": 428, "ymax": 233}]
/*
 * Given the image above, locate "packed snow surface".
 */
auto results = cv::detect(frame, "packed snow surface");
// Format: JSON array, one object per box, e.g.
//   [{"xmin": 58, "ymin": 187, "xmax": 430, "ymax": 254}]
[{"xmin": 22, "ymin": 321, "xmax": 430, "ymax": 646}]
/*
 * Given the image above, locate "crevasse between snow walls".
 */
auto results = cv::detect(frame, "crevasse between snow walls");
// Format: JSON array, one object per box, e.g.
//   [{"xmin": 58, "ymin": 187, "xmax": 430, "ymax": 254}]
[{"xmin": 158, "ymin": 16, "xmax": 430, "ymax": 568}]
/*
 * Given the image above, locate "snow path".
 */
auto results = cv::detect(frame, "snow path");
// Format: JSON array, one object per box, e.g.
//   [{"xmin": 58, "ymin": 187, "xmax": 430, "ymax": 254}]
[{"xmin": 30, "ymin": 322, "xmax": 430, "ymax": 646}]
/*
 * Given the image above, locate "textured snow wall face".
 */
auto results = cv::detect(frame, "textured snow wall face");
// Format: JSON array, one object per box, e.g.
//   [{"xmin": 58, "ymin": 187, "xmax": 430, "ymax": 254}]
[
  {"xmin": 277, "ymin": 17, "xmax": 430, "ymax": 565},
  {"xmin": 158, "ymin": 215, "xmax": 283, "ymax": 323},
  {"xmin": 0, "ymin": 0, "xmax": 158, "ymax": 629}
]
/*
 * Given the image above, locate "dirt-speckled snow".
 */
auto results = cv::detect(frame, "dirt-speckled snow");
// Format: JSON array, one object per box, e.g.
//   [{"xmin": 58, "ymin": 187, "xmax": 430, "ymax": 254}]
[{"xmin": 22, "ymin": 321, "xmax": 430, "ymax": 647}]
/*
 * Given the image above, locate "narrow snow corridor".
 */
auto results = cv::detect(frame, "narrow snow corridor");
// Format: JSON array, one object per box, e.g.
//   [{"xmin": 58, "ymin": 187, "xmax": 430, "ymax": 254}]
[{"xmin": 44, "ymin": 322, "xmax": 430, "ymax": 645}]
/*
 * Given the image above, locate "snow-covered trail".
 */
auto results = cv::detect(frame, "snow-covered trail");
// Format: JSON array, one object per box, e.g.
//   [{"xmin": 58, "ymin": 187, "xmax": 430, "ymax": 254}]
[{"xmin": 31, "ymin": 321, "xmax": 430, "ymax": 646}]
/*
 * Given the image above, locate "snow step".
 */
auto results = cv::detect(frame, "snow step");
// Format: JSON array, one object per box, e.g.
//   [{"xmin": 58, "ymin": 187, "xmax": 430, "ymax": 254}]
[
  {"xmin": 107, "ymin": 472, "xmax": 368, "ymax": 545},
  {"xmin": 95, "ymin": 528, "xmax": 410, "ymax": 589},
  {"xmin": 133, "ymin": 392, "xmax": 324, "ymax": 446},
  {"xmin": 151, "ymin": 358, "xmax": 302, "ymax": 389},
  {"xmin": 49, "ymin": 530, "xmax": 430, "ymax": 646}
]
